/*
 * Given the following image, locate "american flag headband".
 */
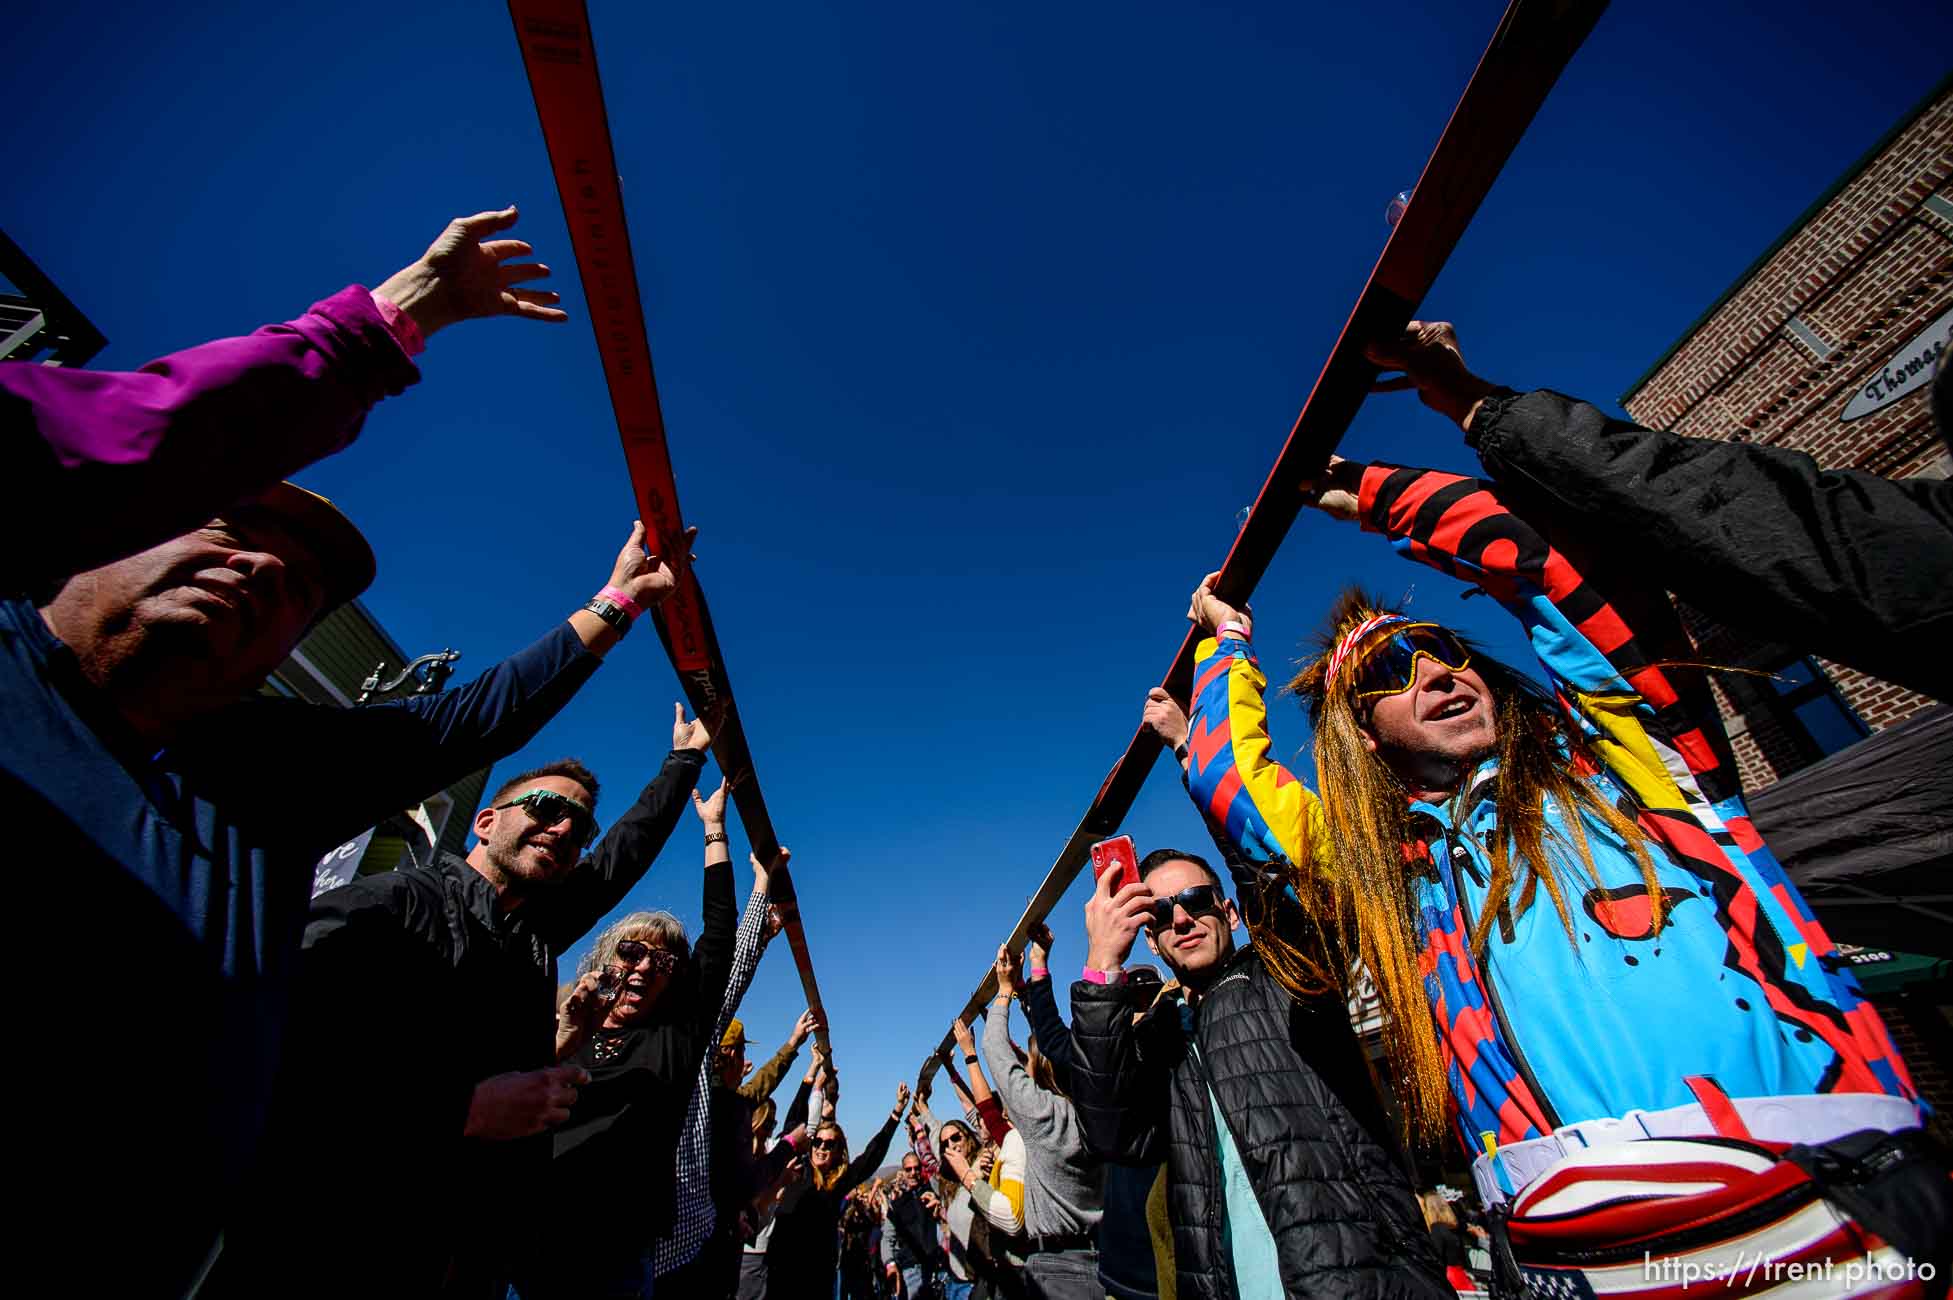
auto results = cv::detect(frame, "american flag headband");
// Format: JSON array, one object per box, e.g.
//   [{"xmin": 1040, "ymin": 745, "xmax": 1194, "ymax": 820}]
[{"xmin": 1323, "ymin": 613, "xmax": 1416, "ymax": 689}]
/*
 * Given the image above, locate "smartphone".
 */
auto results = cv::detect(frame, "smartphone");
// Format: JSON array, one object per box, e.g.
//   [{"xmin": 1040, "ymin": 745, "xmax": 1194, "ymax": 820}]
[{"xmin": 1090, "ymin": 835, "xmax": 1140, "ymax": 894}]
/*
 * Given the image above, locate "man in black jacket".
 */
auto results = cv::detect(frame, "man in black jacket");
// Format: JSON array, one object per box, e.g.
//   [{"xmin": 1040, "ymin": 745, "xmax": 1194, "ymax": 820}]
[
  {"xmin": 206, "ymin": 537, "xmax": 717, "ymax": 1297},
  {"xmin": 1069, "ymin": 847, "xmax": 1448, "ymax": 1300},
  {"xmin": 883, "ymin": 1153, "xmax": 947, "ymax": 1297}
]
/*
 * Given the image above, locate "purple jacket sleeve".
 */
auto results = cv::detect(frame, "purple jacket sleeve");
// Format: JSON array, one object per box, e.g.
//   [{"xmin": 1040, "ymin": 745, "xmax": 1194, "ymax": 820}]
[{"xmin": 1, "ymin": 286, "xmax": 419, "ymax": 587}]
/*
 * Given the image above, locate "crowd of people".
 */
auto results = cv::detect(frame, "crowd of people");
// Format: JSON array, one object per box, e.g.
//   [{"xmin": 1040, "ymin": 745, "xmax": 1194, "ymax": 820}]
[{"xmin": 5, "ymin": 196, "xmax": 1949, "ymax": 1300}]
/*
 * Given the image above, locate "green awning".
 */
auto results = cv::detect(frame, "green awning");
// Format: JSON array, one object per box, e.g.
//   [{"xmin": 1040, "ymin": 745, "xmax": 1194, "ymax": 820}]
[{"xmin": 1837, "ymin": 945, "xmax": 1950, "ymax": 995}]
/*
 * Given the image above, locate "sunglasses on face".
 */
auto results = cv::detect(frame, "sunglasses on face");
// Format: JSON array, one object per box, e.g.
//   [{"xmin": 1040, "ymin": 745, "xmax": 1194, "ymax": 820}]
[
  {"xmin": 1347, "ymin": 623, "xmax": 1472, "ymax": 701},
  {"xmin": 1146, "ymin": 884, "xmax": 1227, "ymax": 931},
  {"xmin": 811, "ymin": 1138, "xmax": 841, "ymax": 1149},
  {"xmin": 495, "ymin": 789, "xmax": 596, "ymax": 846},
  {"xmin": 614, "ymin": 939, "xmax": 679, "ymax": 974},
  {"xmin": 941, "ymin": 1132, "xmax": 967, "ymax": 1147}
]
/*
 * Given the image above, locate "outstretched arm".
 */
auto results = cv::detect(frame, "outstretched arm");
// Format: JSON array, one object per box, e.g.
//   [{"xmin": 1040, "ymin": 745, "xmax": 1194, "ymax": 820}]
[
  {"xmin": 742, "ymin": 1008, "xmax": 818, "ymax": 1104},
  {"xmin": 1182, "ymin": 574, "xmax": 1333, "ymax": 872},
  {"xmin": 3, "ymin": 208, "xmax": 565, "ymax": 589},
  {"xmin": 836, "ymin": 1085, "xmax": 909, "ymax": 1198},
  {"xmin": 1369, "ymin": 320, "xmax": 1953, "ymax": 705}
]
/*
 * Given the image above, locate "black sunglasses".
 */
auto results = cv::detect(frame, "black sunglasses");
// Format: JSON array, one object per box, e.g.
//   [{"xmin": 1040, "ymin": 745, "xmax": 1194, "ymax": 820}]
[
  {"xmin": 1146, "ymin": 884, "xmax": 1227, "ymax": 931},
  {"xmin": 495, "ymin": 789, "xmax": 596, "ymax": 845},
  {"xmin": 615, "ymin": 939, "xmax": 679, "ymax": 974}
]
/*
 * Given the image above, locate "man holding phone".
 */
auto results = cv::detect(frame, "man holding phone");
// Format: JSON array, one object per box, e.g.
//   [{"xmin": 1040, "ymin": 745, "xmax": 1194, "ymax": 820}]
[{"xmin": 1067, "ymin": 846, "xmax": 1448, "ymax": 1300}]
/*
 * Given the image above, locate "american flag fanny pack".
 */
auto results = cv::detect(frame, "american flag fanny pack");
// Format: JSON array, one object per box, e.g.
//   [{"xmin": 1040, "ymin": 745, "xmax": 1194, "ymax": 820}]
[{"xmin": 1481, "ymin": 1088, "xmax": 1951, "ymax": 1300}]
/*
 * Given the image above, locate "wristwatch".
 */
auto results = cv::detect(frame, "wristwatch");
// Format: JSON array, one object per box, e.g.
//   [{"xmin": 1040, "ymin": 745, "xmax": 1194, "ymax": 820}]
[
  {"xmin": 581, "ymin": 596, "xmax": 632, "ymax": 636},
  {"xmin": 1173, "ymin": 740, "xmax": 1190, "ymax": 765}
]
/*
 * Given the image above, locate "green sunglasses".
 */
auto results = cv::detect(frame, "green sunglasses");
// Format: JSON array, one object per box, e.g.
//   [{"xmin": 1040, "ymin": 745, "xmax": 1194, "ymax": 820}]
[{"xmin": 494, "ymin": 789, "xmax": 596, "ymax": 845}]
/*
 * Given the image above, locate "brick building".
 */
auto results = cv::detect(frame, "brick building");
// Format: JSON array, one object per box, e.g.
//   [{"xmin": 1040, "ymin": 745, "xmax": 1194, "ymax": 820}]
[{"xmin": 1621, "ymin": 75, "xmax": 1951, "ymax": 791}]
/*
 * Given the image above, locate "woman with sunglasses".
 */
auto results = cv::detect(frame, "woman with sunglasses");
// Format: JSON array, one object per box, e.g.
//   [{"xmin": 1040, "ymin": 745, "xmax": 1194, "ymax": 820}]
[
  {"xmin": 1180, "ymin": 439, "xmax": 1930, "ymax": 1286},
  {"xmin": 513, "ymin": 771, "xmax": 745, "ymax": 1299},
  {"xmin": 764, "ymin": 1080, "xmax": 912, "ymax": 1300}
]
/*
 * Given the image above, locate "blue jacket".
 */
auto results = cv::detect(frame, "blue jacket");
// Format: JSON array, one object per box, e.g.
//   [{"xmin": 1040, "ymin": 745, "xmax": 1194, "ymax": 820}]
[{"xmin": 3, "ymin": 598, "xmax": 601, "ymax": 1298}]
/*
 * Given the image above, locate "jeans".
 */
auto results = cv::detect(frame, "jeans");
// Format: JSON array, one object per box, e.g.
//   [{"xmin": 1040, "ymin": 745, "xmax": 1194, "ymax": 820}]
[
  {"xmin": 941, "ymin": 1282, "xmax": 975, "ymax": 1300},
  {"xmin": 1022, "ymin": 1248, "xmax": 1100, "ymax": 1300},
  {"xmin": 901, "ymin": 1264, "xmax": 927, "ymax": 1298}
]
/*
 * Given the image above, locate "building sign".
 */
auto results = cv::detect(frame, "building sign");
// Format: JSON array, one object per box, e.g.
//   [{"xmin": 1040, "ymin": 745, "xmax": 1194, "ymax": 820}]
[{"xmin": 1840, "ymin": 306, "xmax": 1951, "ymax": 422}]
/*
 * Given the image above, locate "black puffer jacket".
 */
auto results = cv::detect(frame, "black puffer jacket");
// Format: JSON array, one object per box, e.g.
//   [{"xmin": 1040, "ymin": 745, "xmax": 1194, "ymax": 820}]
[{"xmin": 1070, "ymin": 947, "xmax": 1448, "ymax": 1300}]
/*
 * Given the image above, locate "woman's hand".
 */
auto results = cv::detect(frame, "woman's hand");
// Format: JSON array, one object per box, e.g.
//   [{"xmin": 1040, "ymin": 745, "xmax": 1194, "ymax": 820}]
[
  {"xmin": 691, "ymin": 776, "xmax": 730, "ymax": 831},
  {"xmin": 993, "ymin": 943, "xmax": 1020, "ymax": 999},
  {"xmin": 1026, "ymin": 922, "xmax": 1054, "ymax": 975},
  {"xmin": 553, "ymin": 969, "xmax": 612, "ymax": 1059},
  {"xmin": 950, "ymin": 1017, "xmax": 976, "ymax": 1054}
]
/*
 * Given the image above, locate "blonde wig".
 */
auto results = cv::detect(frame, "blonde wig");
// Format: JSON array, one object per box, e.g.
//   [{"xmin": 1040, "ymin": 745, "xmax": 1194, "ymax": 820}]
[{"xmin": 1262, "ymin": 587, "xmax": 1662, "ymax": 1141}]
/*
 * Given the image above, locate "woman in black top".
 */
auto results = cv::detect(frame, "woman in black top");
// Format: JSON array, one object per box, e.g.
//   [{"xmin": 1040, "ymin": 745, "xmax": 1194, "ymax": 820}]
[
  {"xmin": 513, "ymin": 780, "xmax": 740, "ymax": 1299},
  {"xmin": 766, "ymin": 1082, "xmax": 911, "ymax": 1300}
]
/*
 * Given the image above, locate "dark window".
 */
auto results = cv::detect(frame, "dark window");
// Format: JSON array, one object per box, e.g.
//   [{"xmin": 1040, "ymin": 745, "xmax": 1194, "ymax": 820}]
[{"xmin": 1722, "ymin": 653, "xmax": 1870, "ymax": 778}]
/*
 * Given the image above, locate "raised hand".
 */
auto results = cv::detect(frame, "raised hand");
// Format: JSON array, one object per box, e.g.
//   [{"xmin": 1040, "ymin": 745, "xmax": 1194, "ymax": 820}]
[
  {"xmin": 791, "ymin": 1007, "xmax": 823, "ymax": 1048},
  {"xmin": 1300, "ymin": 455, "xmax": 1364, "ymax": 523},
  {"xmin": 892, "ymin": 1080, "xmax": 911, "ymax": 1119},
  {"xmin": 993, "ymin": 943, "xmax": 1021, "ymax": 999},
  {"xmin": 750, "ymin": 844, "xmax": 788, "ymax": 897},
  {"xmin": 1084, "ymin": 862, "xmax": 1154, "ymax": 975},
  {"xmin": 1027, "ymin": 921, "xmax": 1054, "ymax": 973},
  {"xmin": 374, "ymin": 206, "xmax": 569, "ymax": 338},
  {"xmin": 1363, "ymin": 319, "xmax": 1494, "ymax": 430},
  {"xmin": 610, "ymin": 520, "xmax": 696, "ymax": 611},
  {"xmin": 950, "ymin": 1017, "xmax": 976, "ymax": 1054},
  {"xmin": 1141, "ymin": 687, "xmax": 1189, "ymax": 749},
  {"xmin": 1187, "ymin": 570, "xmax": 1252, "ymax": 639},
  {"xmin": 691, "ymin": 776, "xmax": 731, "ymax": 831}
]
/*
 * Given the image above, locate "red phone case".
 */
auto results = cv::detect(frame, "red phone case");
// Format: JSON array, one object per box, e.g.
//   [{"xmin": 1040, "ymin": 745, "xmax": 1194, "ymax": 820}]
[{"xmin": 1090, "ymin": 835, "xmax": 1140, "ymax": 894}]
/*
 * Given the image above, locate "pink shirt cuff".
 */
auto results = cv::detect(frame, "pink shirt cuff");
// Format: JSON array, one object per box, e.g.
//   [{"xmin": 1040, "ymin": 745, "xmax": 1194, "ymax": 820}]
[{"xmin": 370, "ymin": 292, "xmax": 426, "ymax": 358}]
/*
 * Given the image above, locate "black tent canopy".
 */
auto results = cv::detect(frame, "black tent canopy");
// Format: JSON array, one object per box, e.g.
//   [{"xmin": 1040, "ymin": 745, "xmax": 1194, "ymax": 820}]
[{"xmin": 1746, "ymin": 704, "xmax": 1952, "ymax": 957}]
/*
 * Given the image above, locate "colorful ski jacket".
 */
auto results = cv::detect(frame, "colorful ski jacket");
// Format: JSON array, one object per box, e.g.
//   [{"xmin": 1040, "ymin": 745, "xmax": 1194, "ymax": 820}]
[{"xmin": 1185, "ymin": 462, "xmax": 1919, "ymax": 1155}]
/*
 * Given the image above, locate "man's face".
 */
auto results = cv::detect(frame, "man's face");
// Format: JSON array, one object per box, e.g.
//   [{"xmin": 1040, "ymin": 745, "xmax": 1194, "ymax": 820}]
[
  {"xmin": 477, "ymin": 776, "xmax": 594, "ymax": 893},
  {"xmin": 1361, "ymin": 655, "xmax": 1498, "ymax": 780},
  {"xmin": 1141, "ymin": 858, "xmax": 1239, "ymax": 981},
  {"xmin": 55, "ymin": 511, "xmax": 329, "ymax": 695},
  {"xmin": 900, "ymin": 1157, "xmax": 921, "ymax": 1188}
]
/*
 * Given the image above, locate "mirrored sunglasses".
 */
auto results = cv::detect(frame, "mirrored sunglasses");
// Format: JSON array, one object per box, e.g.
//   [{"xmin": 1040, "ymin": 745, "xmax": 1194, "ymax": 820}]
[
  {"xmin": 495, "ymin": 789, "xmax": 596, "ymax": 845},
  {"xmin": 1348, "ymin": 623, "xmax": 1472, "ymax": 701},
  {"xmin": 614, "ymin": 939, "xmax": 679, "ymax": 974},
  {"xmin": 1146, "ymin": 883, "xmax": 1226, "ymax": 931}
]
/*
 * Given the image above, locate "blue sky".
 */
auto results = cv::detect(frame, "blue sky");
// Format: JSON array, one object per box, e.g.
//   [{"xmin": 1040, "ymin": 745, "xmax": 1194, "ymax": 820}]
[{"xmin": 11, "ymin": 0, "xmax": 1945, "ymax": 1153}]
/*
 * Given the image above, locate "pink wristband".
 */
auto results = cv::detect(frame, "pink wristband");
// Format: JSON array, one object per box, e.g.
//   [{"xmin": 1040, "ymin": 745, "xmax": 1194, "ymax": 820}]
[
  {"xmin": 369, "ymin": 292, "xmax": 426, "ymax": 357},
  {"xmin": 1080, "ymin": 966, "xmax": 1125, "ymax": 985},
  {"xmin": 1028, "ymin": 967, "xmax": 1049, "ymax": 980},
  {"xmin": 598, "ymin": 586, "xmax": 643, "ymax": 619},
  {"xmin": 1218, "ymin": 620, "xmax": 1251, "ymax": 642}
]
